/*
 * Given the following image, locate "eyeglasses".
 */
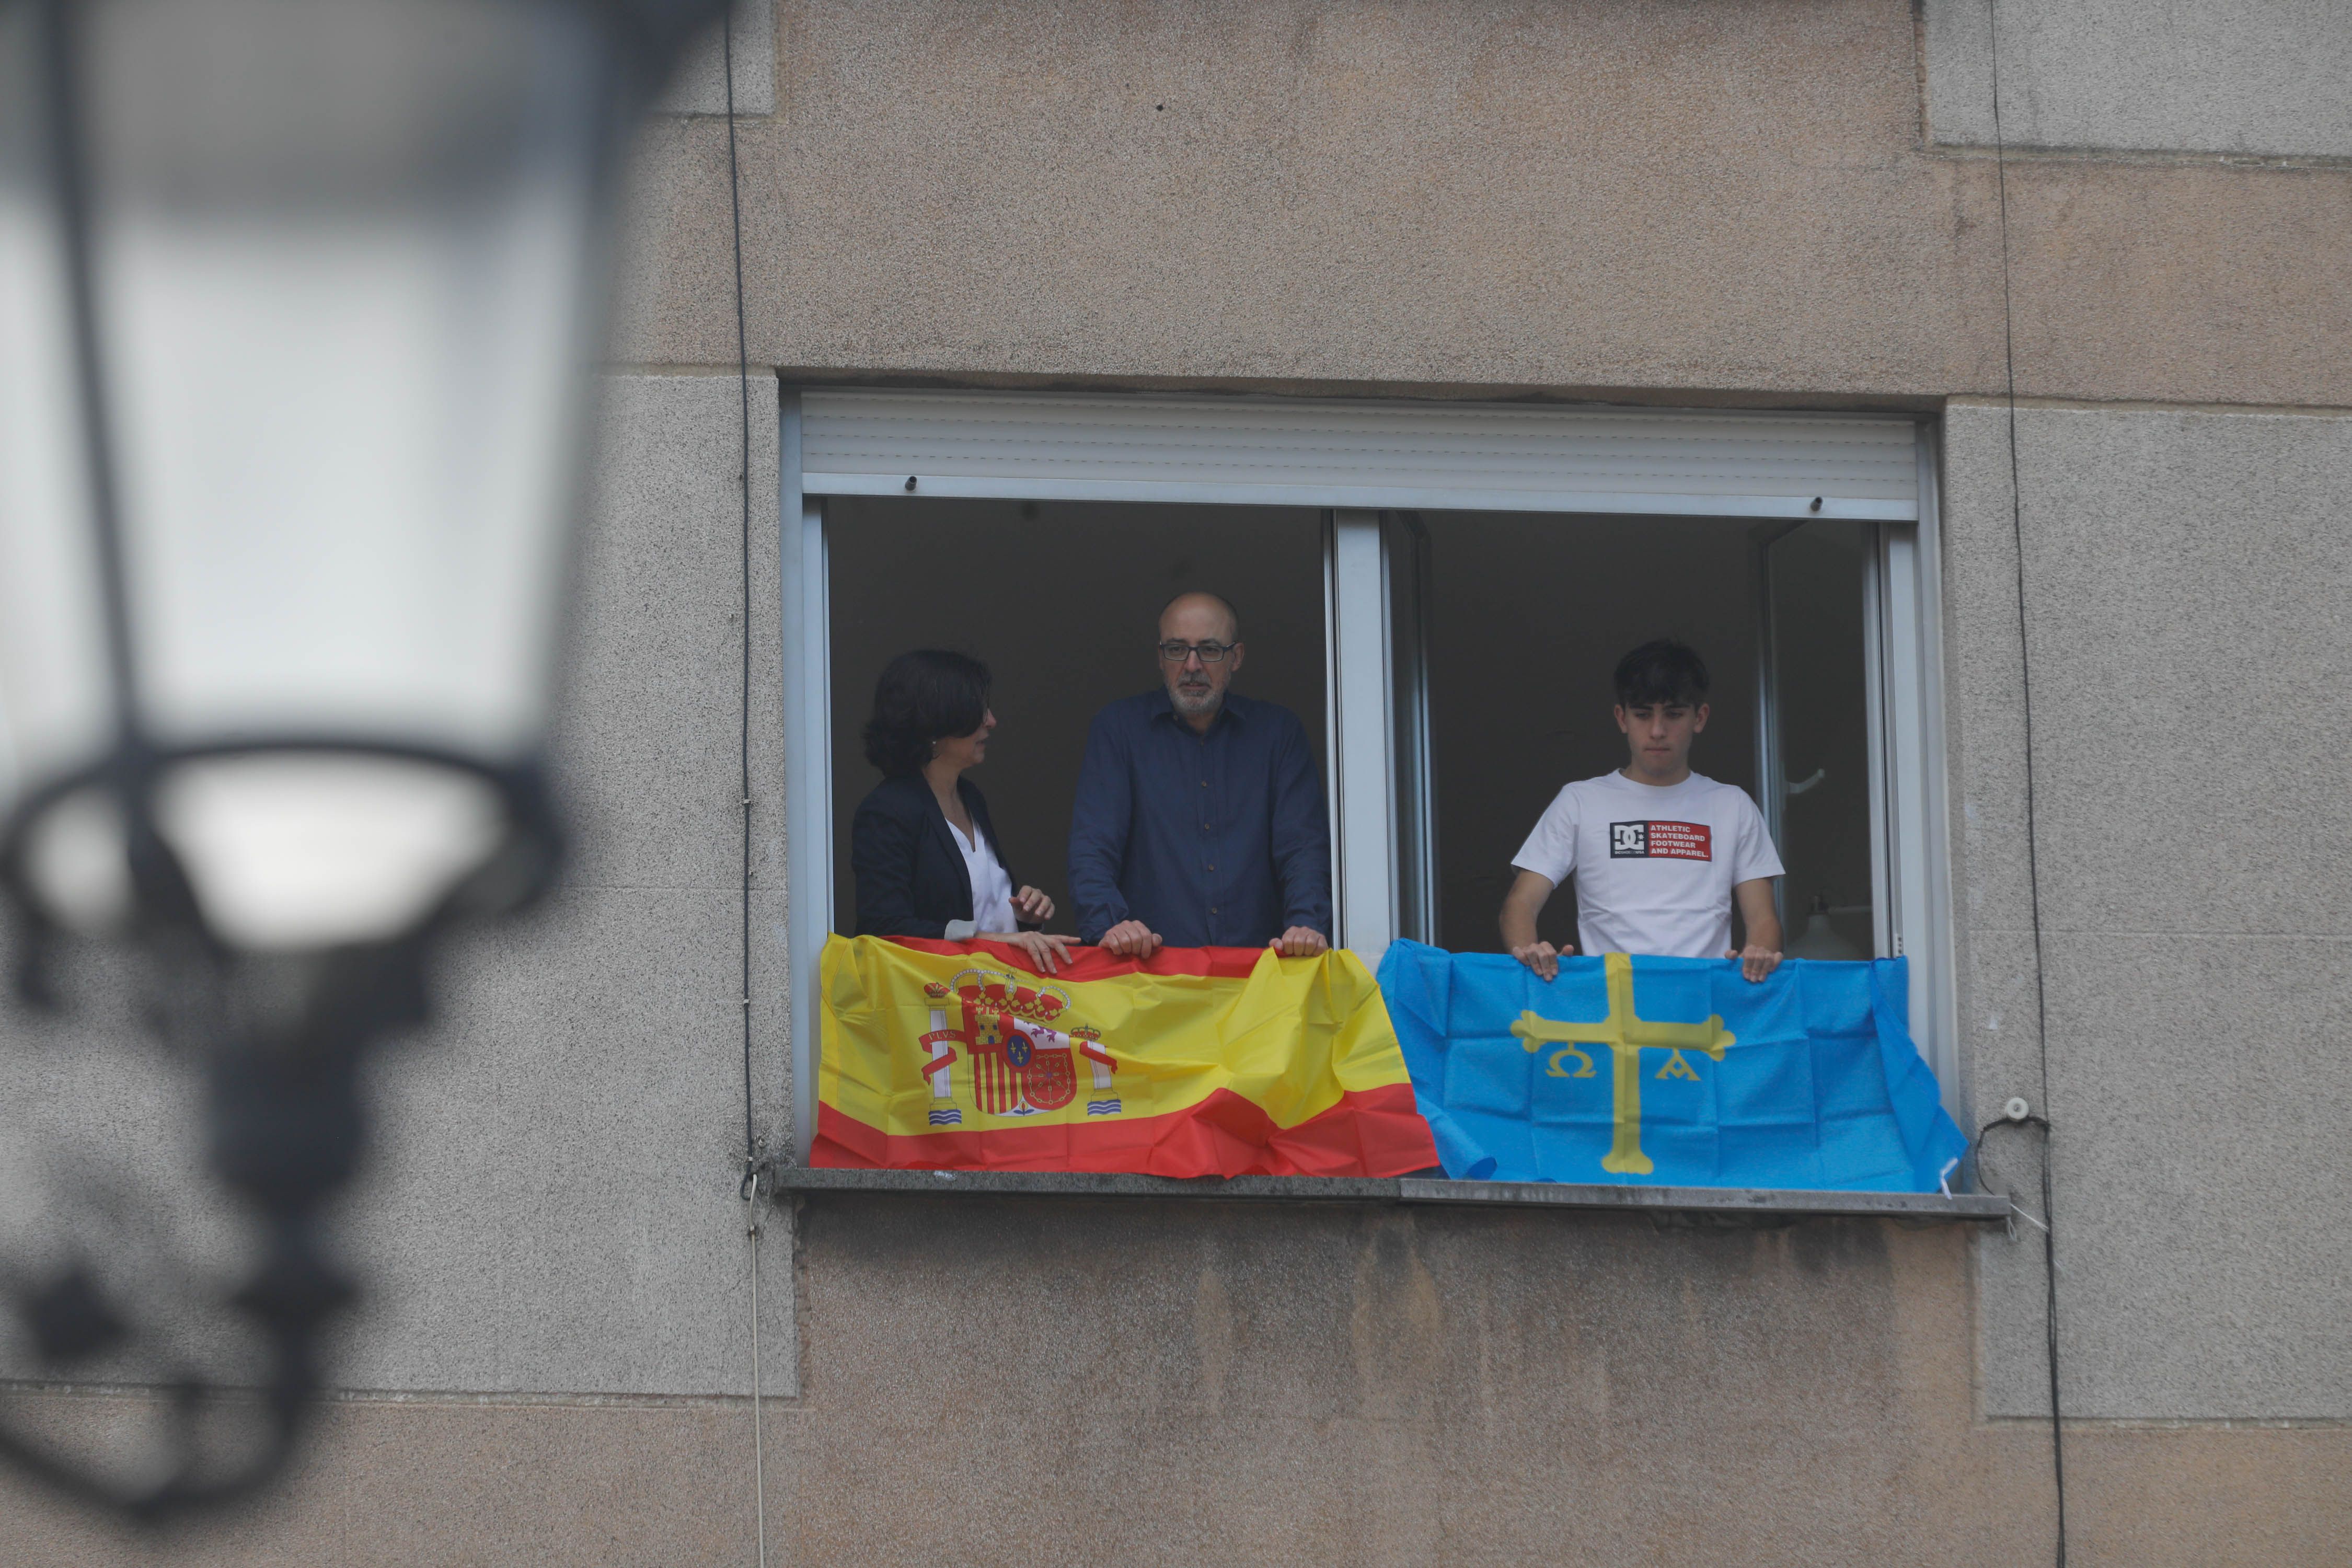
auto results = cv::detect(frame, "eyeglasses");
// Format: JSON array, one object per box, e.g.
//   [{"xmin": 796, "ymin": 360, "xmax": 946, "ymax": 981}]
[{"xmin": 1158, "ymin": 640, "xmax": 1236, "ymax": 664}]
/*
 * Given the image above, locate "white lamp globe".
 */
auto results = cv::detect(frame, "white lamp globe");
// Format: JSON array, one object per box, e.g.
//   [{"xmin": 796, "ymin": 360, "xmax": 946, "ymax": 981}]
[{"xmin": 0, "ymin": 0, "xmax": 725, "ymax": 955}]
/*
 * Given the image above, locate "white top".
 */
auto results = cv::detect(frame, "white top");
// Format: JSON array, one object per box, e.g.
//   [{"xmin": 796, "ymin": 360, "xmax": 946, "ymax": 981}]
[
  {"xmin": 944, "ymin": 816, "xmax": 1017, "ymax": 940},
  {"xmin": 1510, "ymin": 770, "xmax": 1784, "ymax": 960}
]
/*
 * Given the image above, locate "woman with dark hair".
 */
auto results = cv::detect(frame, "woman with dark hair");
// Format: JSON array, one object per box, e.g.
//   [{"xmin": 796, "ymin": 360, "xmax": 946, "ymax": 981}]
[{"xmin": 849, "ymin": 650, "xmax": 1073, "ymax": 973}]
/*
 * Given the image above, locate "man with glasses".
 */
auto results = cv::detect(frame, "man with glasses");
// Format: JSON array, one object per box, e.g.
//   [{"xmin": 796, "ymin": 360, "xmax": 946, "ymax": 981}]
[{"xmin": 1069, "ymin": 591, "xmax": 1333, "ymax": 959}]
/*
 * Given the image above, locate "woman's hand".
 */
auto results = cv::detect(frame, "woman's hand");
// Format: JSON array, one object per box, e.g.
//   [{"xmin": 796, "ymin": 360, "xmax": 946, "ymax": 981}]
[
  {"xmin": 1012, "ymin": 885, "xmax": 1055, "ymax": 924},
  {"xmin": 987, "ymin": 929, "xmax": 1074, "ymax": 975}
]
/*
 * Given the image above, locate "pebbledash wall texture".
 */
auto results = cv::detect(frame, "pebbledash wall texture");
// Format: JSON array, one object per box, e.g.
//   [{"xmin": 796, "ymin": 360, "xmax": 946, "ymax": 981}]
[{"xmin": 10, "ymin": 2, "xmax": 2351, "ymax": 1563}]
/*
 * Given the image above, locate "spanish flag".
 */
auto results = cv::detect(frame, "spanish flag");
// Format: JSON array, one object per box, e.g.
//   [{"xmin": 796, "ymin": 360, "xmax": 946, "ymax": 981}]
[{"xmin": 813, "ymin": 935, "xmax": 1439, "ymax": 1177}]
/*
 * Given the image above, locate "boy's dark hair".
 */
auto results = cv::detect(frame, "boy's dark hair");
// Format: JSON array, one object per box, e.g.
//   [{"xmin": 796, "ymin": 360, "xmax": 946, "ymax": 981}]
[
  {"xmin": 863, "ymin": 649, "xmax": 991, "ymax": 776},
  {"xmin": 1613, "ymin": 639, "xmax": 1710, "ymax": 708}
]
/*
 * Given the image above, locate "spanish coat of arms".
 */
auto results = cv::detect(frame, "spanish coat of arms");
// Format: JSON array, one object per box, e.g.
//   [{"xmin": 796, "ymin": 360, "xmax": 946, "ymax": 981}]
[{"xmin": 918, "ymin": 970, "xmax": 1117, "ymax": 1119}]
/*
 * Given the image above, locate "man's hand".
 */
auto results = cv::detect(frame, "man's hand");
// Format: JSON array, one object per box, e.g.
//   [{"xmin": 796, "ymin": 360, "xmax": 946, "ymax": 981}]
[
  {"xmin": 1012, "ymin": 885, "xmax": 1055, "ymax": 924},
  {"xmin": 1099, "ymin": 919, "xmax": 1162, "ymax": 959},
  {"xmin": 1727, "ymin": 944, "xmax": 1782, "ymax": 983},
  {"xmin": 1272, "ymin": 926, "xmax": 1328, "ymax": 959},
  {"xmin": 1511, "ymin": 940, "xmax": 1568, "ymax": 981}
]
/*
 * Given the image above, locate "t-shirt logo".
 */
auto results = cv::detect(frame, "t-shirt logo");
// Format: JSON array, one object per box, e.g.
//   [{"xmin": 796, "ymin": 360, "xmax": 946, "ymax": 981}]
[{"xmin": 1608, "ymin": 821, "xmax": 1713, "ymax": 861}]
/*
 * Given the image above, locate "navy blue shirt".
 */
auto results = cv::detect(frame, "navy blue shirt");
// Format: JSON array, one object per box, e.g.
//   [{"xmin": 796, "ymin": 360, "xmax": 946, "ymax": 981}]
[{"xmin": 1068, "ymin": 689, "xmax": 1333, "ymax": 948}]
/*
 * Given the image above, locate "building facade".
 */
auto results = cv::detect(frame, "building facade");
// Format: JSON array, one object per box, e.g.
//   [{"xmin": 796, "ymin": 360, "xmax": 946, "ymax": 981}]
[{"xmin": 11, "ymin": 2, "xmax": 2351, "ymax": 1562}]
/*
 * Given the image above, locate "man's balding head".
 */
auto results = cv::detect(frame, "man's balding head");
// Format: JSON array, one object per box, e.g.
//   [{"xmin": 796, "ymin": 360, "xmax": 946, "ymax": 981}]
[{"xmin": 1158, "ymin": 591, "xmax": 1240, "ymax": 644}]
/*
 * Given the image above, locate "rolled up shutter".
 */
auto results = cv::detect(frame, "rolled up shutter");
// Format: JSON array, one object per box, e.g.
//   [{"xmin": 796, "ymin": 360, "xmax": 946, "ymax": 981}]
[{"xmin": 801, "ymin": 389, "xmax": 1918, "ymax": 521}]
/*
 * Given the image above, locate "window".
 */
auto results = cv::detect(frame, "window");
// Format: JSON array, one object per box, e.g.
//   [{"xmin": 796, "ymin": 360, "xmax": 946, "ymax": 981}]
[
  {"xmin": 782, "ymin": 391, "xmax": 1951, "ymax": 1158},
  {"xmin": 822, "ymin": 498, "xmax": 1327, "ymax": 932}
]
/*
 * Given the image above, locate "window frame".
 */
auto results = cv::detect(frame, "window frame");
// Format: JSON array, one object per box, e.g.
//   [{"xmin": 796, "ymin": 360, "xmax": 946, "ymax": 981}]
[{"xmin": 780, "ymin": 389, "xmax": 1957, "ymax": 1161}]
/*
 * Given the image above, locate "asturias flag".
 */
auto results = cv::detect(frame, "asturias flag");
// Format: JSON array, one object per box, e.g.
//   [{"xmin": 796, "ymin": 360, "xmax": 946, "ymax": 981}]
[
  {"xmin": 1376, "ymin": 941, "xmax": 1966, "ymax": 1191},
  {"xmin": 814, "ymin": 935, "xmax": 1439, "ymax": 1177}
]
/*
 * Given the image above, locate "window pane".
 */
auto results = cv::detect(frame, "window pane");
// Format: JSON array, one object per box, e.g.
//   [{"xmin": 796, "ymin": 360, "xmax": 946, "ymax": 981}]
[
  {"xmin": 825, "ymin": 497, "xmax": 1326, "ymax": 934},
  {"xmin": 1766, "ymin": 520, "xmax": 1877, "ymax": 960},
  {"xmin": 1387, "ymin": 513, "xmax": 1435, "ymax": 947},
  {"xmin": 1421, "ymin": 514, "xmax": 1763, "ymax": 954}
]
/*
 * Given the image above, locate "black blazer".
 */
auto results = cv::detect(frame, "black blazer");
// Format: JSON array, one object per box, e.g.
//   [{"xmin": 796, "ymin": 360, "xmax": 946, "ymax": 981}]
[{"xmin": 849, "ymin": 774, "xmax": 1032, "ymax": 939}]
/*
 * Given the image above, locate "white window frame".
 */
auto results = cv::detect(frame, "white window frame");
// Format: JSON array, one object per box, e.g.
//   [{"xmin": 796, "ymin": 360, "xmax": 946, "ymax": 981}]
[{"xmin": 780, "ymin": 390, "xmax": 1957, "ymax": 1160}]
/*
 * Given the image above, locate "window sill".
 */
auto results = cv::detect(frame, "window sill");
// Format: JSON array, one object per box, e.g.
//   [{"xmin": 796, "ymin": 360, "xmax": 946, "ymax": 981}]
[{"xmin": 765, "ymin": 1167, "xmax": 2008, "ymax": 1224}]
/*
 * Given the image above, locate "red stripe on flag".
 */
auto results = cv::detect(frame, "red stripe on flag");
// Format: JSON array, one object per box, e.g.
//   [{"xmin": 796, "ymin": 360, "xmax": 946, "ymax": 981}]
[
  {"xmin": 883, "ymin": 938, "xmax": 1270, "ymax": 982},
  {"xmin": 811, "ymin": 1083, "xmax": 1439, "ymax": 1179}
]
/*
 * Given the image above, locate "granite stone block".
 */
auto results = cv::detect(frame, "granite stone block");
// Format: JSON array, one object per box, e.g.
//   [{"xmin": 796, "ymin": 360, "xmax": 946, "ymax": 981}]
[
  {"xmin": 338, "ymin": 885, "xmax": 794, "ymax": 1397},
  {"xmin": 8, "ymin": 1201, "xmax": 2351, "ymax": 1563},
  {"xmin": 606, "ymin": 2, "xmax": 2352, "ymax": 407},
  {"xmin": 2007, "ymin": 406, "xmax": 2352, "ymax": 938},
  {"xmin": 1980, "ymin": 931, "xmax": 2352, "ymax": 1418},
  {"xmin": 561, "ymin": 374, "xmax": 783, "ymax": 898},
  {"xmin": 1923, "ymin": 0, "xmax": 2352, "ymax": 158},
  {"xmin": 1939, "ymin": 400, "xmax": 2038, "ymax": 938}
]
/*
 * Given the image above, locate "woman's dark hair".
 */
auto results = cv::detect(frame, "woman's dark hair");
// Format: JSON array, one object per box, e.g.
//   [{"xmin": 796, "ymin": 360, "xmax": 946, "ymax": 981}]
[
  {"xmin": 1613, "ymin": 639, "xmax": 1710, "ymax": 708},
  {"xmin": 863, "ymin": 650, "xmax": 991, "ymax": 777}
]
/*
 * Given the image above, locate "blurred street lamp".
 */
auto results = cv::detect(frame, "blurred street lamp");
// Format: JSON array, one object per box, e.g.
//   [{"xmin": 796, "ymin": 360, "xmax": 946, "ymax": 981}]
[{"xmin": 0, "ymin": 0, "xmax": 729, "ymax": 1520}]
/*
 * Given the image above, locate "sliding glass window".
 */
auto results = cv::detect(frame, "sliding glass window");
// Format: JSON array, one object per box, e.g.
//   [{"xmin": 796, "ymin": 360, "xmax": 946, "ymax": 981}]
[{"xmin": 780, "ymin": 391, "xmax": 1952, "ymax": 1157}]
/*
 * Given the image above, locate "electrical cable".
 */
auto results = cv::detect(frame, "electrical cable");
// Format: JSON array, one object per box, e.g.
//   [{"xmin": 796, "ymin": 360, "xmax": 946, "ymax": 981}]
[
  {"xmin": 1981, "ymin": 4, "xmax": 2068, "ymax": 1562},
  {"xmin": 720, "ymin": 8, "xmax": 768, "ymax": 1567}
]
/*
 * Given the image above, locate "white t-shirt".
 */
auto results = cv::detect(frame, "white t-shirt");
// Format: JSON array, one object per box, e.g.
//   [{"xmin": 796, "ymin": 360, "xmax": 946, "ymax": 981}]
[
  {"xmin": 1510, "ymin": 770, "xmax": 1784, "ymax": 960},
  {"xmin": 946, "ymin": 818, "xmax": 1017, "ymax": 939}
]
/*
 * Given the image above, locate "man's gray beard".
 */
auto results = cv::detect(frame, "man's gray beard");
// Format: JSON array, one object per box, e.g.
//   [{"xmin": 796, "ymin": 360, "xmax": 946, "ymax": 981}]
[{"xmin": 1169, "ymin": 682, "xmax": 1222, "ymax": 717}]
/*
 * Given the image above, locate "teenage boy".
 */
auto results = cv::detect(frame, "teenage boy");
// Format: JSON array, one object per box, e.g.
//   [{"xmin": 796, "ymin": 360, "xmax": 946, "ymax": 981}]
[{"xmin": 1498, "ymin": 639, "xmax": 1784, "ymax": 983}]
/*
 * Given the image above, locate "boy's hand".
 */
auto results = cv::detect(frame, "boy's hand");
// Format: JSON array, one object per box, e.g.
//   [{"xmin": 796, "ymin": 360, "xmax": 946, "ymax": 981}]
[
  {"xmin": 1727, "ymin": 944, "xmax": 1782, "ymax": 983},
  {"xmin": 1512, "ymin": 941, "xmax": 1567, "ymax": 981}
]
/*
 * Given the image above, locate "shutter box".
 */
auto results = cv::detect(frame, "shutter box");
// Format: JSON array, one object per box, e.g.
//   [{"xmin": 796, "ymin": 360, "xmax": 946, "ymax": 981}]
[{"xmin": 801, "ymin": 390, "xmax": 1919, "ymax": 521}]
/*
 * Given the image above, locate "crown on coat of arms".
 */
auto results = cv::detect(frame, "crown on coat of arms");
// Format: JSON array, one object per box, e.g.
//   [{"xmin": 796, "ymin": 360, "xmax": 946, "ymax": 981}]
[{"xmin": 944, "ymin": 967, "xmax": 1070, "ymax": 1023}]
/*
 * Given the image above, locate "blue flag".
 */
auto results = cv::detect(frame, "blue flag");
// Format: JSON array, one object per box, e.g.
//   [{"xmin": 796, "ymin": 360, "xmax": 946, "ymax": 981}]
[{"xmin": 1376, "ymin": 942, "xmax": 1966, "ymax": 1191}]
